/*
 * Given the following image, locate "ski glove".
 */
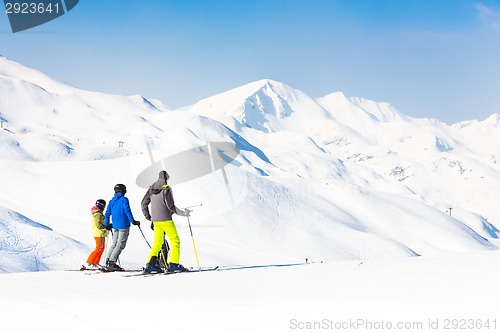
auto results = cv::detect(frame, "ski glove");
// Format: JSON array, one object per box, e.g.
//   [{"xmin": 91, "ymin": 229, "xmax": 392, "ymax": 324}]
[
  {"xmin": 150, "ymin": 222, "xmax": 154, "ymax": 231},
  {"xmin": 132, "ymin": 221, "xmax": 140, "ymax": 226},
  {"xmin": 184, "ymin": 209, "xmax": 191, "ymax": 217},
  {"xmin": 105, "ymin": 224, "xmax": 112, "ymax": 230}
]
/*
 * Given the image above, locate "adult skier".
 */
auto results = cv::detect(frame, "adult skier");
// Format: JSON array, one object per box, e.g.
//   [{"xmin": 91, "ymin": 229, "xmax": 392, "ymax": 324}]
[
  {"xmin": 104, "ymin": 184, "xmax": 140, "ymax": 271},
  {"xmin": 141, "ymin": 171, "xmax": 190, "ymax": 273},
  {"xmin": 84, "ymin": 199, "xmax": 108, "ymax": 268}
]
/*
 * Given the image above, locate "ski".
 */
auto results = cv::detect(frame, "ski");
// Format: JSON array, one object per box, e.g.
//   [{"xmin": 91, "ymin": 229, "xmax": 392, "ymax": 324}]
[
  {"xmin": 83, "ymin": 270, "xmax": 105, "ymax": 275},
  {"xmin": 155, "ymin": 266, "xmax": 219, "ymax": 276},
  {"xmin": 122, "ymin": 271, "xmax": 163, "ymax": 277},
  {"xmin": 123, "ymin": 266, "xmax": 219, "ymax": 277},
  {"xmin": 82, "ymin": 268, "xmax": 143, "ymax": 276},
  {"xmin": 99, "ymin": 267, "xmax": 143, "ymax": 273},
  {"xmin": 171, "ymin": 265, "xmax": 219, "ymax": 274},
  {"xmin": 67, "ymin": 266, "xmax": 142, "ymax": 274},
  {"xmin": 66, "ymin": 265, "xmax": 103, "ymax": 272}
]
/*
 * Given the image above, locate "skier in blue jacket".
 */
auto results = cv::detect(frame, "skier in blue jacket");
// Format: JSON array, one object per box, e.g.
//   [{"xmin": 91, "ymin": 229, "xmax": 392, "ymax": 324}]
[{"xmin": 104, "ymin": 184, "xmax": 140, "ymax": 271}]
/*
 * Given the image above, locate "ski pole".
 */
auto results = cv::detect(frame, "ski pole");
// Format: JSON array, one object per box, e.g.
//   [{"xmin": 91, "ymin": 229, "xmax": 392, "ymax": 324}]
[
  {"xmin": 185, "ymin": 203, "xmax": 203, "ymax": 209},
  {"xmin": 138, "ymin": 224, "xmax": 151, "ymax": 248},
  {"xmin": 102, "ymin": 233, "xmax": 109, "ymax": 267},
  {"xmin": 186, "ymin": 214, "xmax": 201, "ymax": 271},
  {"xmin": 106, "ymin": 228, "xmax": 114, "ymax": 265}
]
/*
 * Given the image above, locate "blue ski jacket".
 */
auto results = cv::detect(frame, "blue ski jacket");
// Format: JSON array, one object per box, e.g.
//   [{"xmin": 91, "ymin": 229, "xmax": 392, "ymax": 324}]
[{"xmin": 104, "ymin": 193, "xmax": 135, "ymax": 230}]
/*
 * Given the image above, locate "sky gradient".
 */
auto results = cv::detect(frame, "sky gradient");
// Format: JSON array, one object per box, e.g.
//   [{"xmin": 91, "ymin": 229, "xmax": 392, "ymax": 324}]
[{"xmin": 1, "ymin": 0, "xmax": 500, "ymax": 123}]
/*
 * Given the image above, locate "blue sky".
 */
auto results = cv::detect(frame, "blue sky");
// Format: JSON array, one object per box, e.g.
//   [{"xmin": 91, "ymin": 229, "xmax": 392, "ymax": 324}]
[{"xmin": 1, "ymin": 0, "xmax": 500, "ymax": 123}]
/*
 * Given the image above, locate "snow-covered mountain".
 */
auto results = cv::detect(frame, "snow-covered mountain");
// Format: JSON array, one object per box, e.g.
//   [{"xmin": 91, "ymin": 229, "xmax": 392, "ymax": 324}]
[
  {"xmin": 187, "ymin": 79, "xmax": 500, "ymax": 236},
  {"xmin": 1, "ymin": 57, "xmax": 499, "ymax": 274},
  {"xmin": 0, "ymin": 55, "xmax": 171, "ymax": 161}
]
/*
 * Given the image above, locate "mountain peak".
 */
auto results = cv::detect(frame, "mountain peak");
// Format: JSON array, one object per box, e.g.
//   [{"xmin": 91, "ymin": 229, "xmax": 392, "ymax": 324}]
[
  {"xmin": 251, "ymin": 78, "xmax": 293, "ymax": 92},
  {"xmin": 188, "ymin": 79, "xmax": 329, "ymax": 133},
  {"xmin": 454, "ymin": 113, "xmax": 500, "ymax": 130},
  {"xmin": 222, "ymin": 79, "xmax": 295, "ymax": 101},
  {"xmin": 485, "ymin": 113, "xmax": 500, "ymax": 127},
  {"xmin": 248, "ymin": 78, "xmax": 282, "ymax": 88}
]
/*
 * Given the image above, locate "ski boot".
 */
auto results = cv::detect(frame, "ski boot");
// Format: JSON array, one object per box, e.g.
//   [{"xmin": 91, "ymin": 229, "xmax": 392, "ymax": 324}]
[
  {"xmin": 144, "ymin": 263, "xmax": 163, "ymax": 274},
  {"xmin": 144, "ymin": 256, "xmax": 163, "ymax": 274},
  {"xmin": 105, "ymin": 261, "xmax": 124, "ymax": 272},
  {"xmin": 168, "ymin": 263, "xmax": 188, "ymax": 273}
]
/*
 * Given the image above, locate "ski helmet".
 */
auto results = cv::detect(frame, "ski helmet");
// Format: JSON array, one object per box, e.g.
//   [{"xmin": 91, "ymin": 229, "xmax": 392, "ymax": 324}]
[
  {"xmin": 159, "ymin": 170, "xmax": 170, "ymax": 181},
  {"xmin": 114, "ymin": 184, "xmax": 127, "ymax": 194},
  {"xmin": 95, "ymin": 199, "xmax": 106, "ymax": 210}
]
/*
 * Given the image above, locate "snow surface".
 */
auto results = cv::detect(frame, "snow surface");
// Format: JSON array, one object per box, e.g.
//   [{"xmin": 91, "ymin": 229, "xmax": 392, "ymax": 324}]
[
  {"xmin": 1, "ymin": 252, "xmax": 499, "ymax": 333},
  {"xmin": 1, "ymin": 57, "xmax": 500, "ymax": 332}
]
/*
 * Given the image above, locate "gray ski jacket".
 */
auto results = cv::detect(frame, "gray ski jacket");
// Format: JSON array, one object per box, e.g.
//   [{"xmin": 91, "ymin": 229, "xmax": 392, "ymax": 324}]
[{"xmin": 141, "ymin": 178, "xmax": 188, "ymax": 222}]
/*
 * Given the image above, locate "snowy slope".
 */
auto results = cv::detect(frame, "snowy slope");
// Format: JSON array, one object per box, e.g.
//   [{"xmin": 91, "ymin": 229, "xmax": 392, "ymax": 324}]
[
  {"xmin": 0, "ymin": 57, "xmax": 499, "ymax": 276},
  {"xmin": 0, "ymin": 251, "xmax": 499, "ymax": 333},
  {"xmin": 0, "ymin": 56, "xmax": 169, "ymax": 160},
  {"xmin": 187, "ymin": 79, "xmax": 500, "ymax": 248},
  {"xmin": 0, "ymin": 206, "xmax": 85, "ymax": 272}
]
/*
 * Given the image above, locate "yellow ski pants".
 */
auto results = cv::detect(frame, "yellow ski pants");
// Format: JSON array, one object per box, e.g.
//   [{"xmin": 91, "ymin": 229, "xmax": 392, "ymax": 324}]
[{"xmin": 148, "ymin": 220, "xmax": 180, "ymax": 264}]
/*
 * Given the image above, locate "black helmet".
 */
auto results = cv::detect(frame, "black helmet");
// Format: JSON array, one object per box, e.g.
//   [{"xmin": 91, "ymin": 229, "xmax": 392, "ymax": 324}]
[
  {"xmin": 114, "ymin": 184, "xmax": 127, "ymax": 194},
  {"xmin": 95, "ymin": 199, "xmax": 106, "ymax": 210}
]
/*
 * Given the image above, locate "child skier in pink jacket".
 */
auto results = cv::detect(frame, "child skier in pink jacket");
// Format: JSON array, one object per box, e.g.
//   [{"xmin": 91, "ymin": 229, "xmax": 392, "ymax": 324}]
[{"xmin": 84, "ymin": 199, "xmax": 108, "ymax": 269}]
